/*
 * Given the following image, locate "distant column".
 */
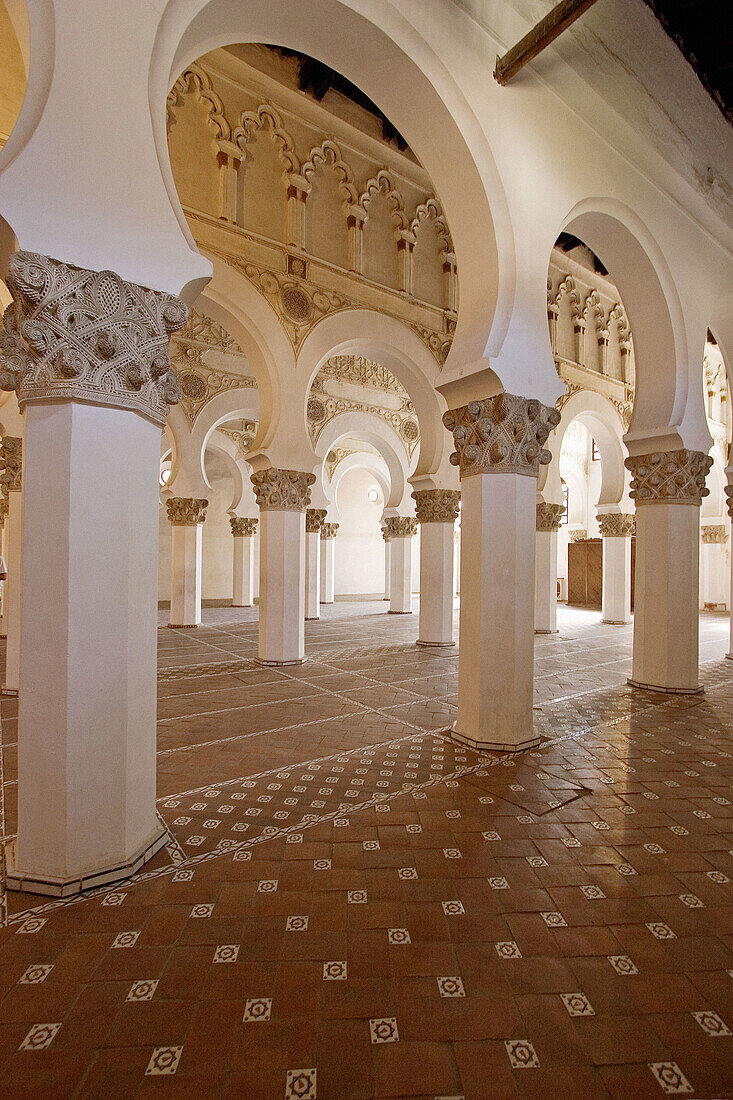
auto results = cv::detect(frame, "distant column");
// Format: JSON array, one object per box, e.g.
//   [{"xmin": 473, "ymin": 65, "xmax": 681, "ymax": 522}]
[
  {"xmin": 230, "ymin": 516, "xmax": 258, "ymax": 608},
  {"xmin": 320, "ymin": 522, "xmax": 339, "ymax": 604},
  {"xmin": 305, "ymin": 508, "xmax": 327, "ymax": 620},
  {"xmin": 413, "ymin": 489, "xmax": 460, "ymax": 645},
  {"xmin": 598, "ymin": 512, "xmax": 634, "ymax": 625},
  {"xmin": 167, "ymin": 497, "xmax": 208, "ymax": 628},
  {"xmin": 384, "ymin": 517, "xmax": 418, "ymax": 614},
  {"xmin": 535, "ymin": 502, "xmax": 564, "ymax": 634}
]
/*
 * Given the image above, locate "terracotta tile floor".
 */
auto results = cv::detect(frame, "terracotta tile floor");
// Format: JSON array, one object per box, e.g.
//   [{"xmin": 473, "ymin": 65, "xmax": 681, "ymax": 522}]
[{"xmin": 1, "ymin": 602, "xmax": 733, "ymax": 1097}]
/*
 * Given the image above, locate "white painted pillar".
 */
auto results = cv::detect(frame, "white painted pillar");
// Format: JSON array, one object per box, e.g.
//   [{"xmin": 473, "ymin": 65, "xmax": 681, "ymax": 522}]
[
  {"xmin": 305, "ymin": 508, "xmax": 326, "ymax": 620},
  {"xmin": 0, "ymin": 497, "xmax": 7, "ymax": 637},
  {"xmin": 534, "ymin": 502, "xmax": 563, "ymax": 635},
  {"xmin": 384, "ymin": 518, "xmax": 417, "ymax": 614},
  {"xmin": 598, "ymin": 513, "xmax": 634, "ymax": 625},
  {"xmin": 230, "ymin": 516, "xmax": 257, "ymax": 608},
  {"xmin": 726, "ymin": 483, "xmax": 733, "ymax": 658},
  {"xmin": 252, "ymin": 468, "xmax": 315, "ymax": 665},
  {"xmin": 453, "ymin": 523, "xmax": 461, "ymax": 597},
  {"xmin": 320, "ymin": 523, "xmax": 338, "ymax": 604},
  {"xmin": 413, "ymin": 489, "xmax": 459, "ymax": 646},
  {"xmin": 382, "ymin": 527, "xmax": 391, "ymax": 601},
  {"xmin": 167, "ymin": 498, "xmax": 208, "ymax": 628},
  {"xmin": 628, "ymin": 450, "xmax": 711, "ymax": 693},
  {"xmin": 443, "ymin": 393, "xmax": 561, "ymax": 752},
  {"xmin": 700, "ymin": 524, "xmax": 728, "ymax": 610},
  {"xmin": 1, "ymin": 438, "xmax": 23, "ymax": 695}
]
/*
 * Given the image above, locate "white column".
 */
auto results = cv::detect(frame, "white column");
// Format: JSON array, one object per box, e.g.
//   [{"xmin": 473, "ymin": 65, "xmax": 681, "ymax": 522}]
[
  {"xmin": 727, "ymin": 483, "xmax": 733, "ymax": 658},
  {"xmin": 384, "ymin": 518, "xmax": 417, "ymax": 614},
  {"xmin": 443, "ymin": 393, "xmax": 561, "ymax": 752},
  {"xmin": 2, "ymin": 249, "xmax": 189, "ymax": 896},
  {"xmin": 0, "ymin": 497, "xmax": 7, "ymax": 637},
  {"xmin": 598, "ymin": 513, "xmax": 634, "ymax": 625},
  {"xmin": 382, "ymin": 527, "xmax": 391, "ymax": 600},
  {"xmin": 1, "ymin": 438, "xmax": 23, "ymax": 695},
  {"xmin": 167, "ymin": 498, "xmax": 208, "ymax": 628},
  {"xmin": 534, "ymin": 502, "xmax": 563, "ymax": 635},
  {"xmin": 305, "ymin": 509, "xmax": 326, "ymax": 620},
  {"xmin": 413, "ymin": 489, "xmax": 459, "ymax": 646},
  {"xmin": 628, "ymin": 450, "xmax": 711, "ymax": 693},
  {"xmin": 320, "ymin": 523, "xmax": 338, "ymax": 604},
  {"xmin": 231, "ymin": 516, "xmax": 257, "ymax": 608},
  {"xmin": 700, "ymin": 524, "xmax": 728, "ymax": 611},
  {"xmin": 252, "ymin": 468, "xmax": 315, "ymax": 665}
]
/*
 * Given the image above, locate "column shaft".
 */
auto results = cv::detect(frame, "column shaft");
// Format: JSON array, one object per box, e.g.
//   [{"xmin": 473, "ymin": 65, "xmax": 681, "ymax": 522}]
[
  {"xmin": 417, "ymin": 521, "xmax": 455, "ymax": 644},
  {"xmin": 258, "ymin": 509, "xmax": 306, "ymax": 663},
  {"xmin": 232, "ymin": 536, "xmax": 255, "ymax": 608},
  {"xmin": 3, "ymin": 487, "xmax": 23, "ymax": 693},
  {"xmin": 534, "ymin": 529, "xmax": 559, "ymax": 634},
  {"xmin": 320, "ymin": 538, "xmax": 335, "ymax": 604},
  {"xmin": 170, "ymin": 524, "xmax": 203, "ymax": 627},
  {"xmin": 389, "ymin": 538, "xmax": 413, "ymax": 613},
  {"xmin": 305, "ymin": 530, "xmax": 321, "ymax": 619},
  {"xmin": 602, "ymin": 537, "xmax": 632, "ymax": 624},
  {"xmin": 383, "ymin": 539, "xmax": 391, "ymax": 601},
  {"xmin": 13, "ymin": 403, "xmax": 165, "ymax": 894}
]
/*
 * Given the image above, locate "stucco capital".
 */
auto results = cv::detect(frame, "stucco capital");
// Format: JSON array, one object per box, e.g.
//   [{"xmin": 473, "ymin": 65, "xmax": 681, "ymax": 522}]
[
  {"xmin": 536, "ymin": 502, "xmax": 565, "ymax": 531},
  {"xmin": 383, "ymin": 516, "xmax": 418, "ymax": 539},
  {"xmin": 251, "ymin": 468, "xmax": 316, "ymax": 511},
  {"xmin": 597, "ymin": 513, "xmax": 635, "ymax": 538},
  {"xmin": 412, "ymin": 488, "xmax": 460, "ymax": 524},
  {"xmin": 442, "ymin": 393, "xmax": 560, "ymax": 478},
  {"xmin": 0, "ymin": 437, "xmax": 22, "ymax": 494},
  {"xmin": 0, "ymin": 251, "xmax": 187, "ymax": 427},
  {"xmin": 321, "ymin": 522, "xmax": 340, "ymax": 539},
  {"xmin": 166, "ymin": 497, "xmax": 208, "ymax": 526},
  {"xmin": 230, "ymin": 516, "xmax": 258, "ymax": 537},
  {"xmin": 305, "ymin": 508, "xmax": 328, "ymax": 533},
  {"xmin": 701, "ymin": 524, "xmax": 728, "ymax": 544},
  {"xmin": 625, "ymin": 450, "xmax": 712, "ymax": 506}
]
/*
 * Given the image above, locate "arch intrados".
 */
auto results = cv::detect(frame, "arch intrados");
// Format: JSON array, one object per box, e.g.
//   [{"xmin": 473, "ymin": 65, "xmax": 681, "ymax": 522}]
[
  {"xmin": 559, "ymin": 200, "xmax": 687, "ymax": 452},
  {"xmin": 151, "ymin": 0, "xmax": 514, "ymax": 366},
  {"xmin": 544, "ymin": 390, "xmax": 627, "ymax": 508},
  {"xmin": 330, "ymin": 454, "xmax": 391, "ymax": 518},
  {"xmin": 204, "ymin": 438, "xmax": 244, "ymax": 512},
  {"xmin": 315, "ymin": 411, "xmax": 407, "ymax": 510}
]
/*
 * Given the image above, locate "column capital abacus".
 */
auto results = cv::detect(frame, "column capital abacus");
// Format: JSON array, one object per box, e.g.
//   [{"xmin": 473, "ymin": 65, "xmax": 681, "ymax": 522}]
[
  {"xmin": 383, "ymin": 516, "xmax": 418, "ymax": 539},
  {"xmin": 536, "ymin": 502, "xmax": 565, "ymax": 532},
  {"xmin": 597, "ymin": 513, "xmax": 635, "ymax": 538},
  {"xmin": 412, "ymin": 488, "xmax": 460, "ymax": 523},
  {"xmin": 230, "ymin": 516, "xmax": 258, "ymax": 537},
  {"xmin": 442, "ymin": 392, "xmax": 560, "ymax": 478},
  {"xmin": 305, "ymin": 508, "xmax": 328, "ymax": 533},
  {"xmin": 166, "ymin": 497, "xmax": 208, "ymax": 526},
  {"xmin": 625, "ymin": 449, "xmax": 712, "ymax": 506},
  {"xmin": 251, "ymin": 468, "xmax": 315, "ymax": 511},
  {"xmin": 0, "ymin": 251, "xmax": 188, "ymax": 427},
  {"xmin": 0, "ymin": 437, "xmax": 22, "ymax": 493},
  {"xmin": 701, "ymin": 524, "xmax": 728, "ymax": 544},
  {"xmin": 321, "ymin": 523, "xmax": 339, "ymax": 539}
]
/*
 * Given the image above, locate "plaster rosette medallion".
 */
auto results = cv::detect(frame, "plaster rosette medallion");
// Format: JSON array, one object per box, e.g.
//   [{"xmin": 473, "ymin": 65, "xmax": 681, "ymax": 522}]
[
  {"xmin": 251, "ymin": 468, "xmax": 316, "ymax": 511},
  {"xmin": 536, "ymin": 502, "xmax": 565, "ymax": 532},
  {"xmin": 166, "ymin": 497, "xmax": 208, "ymax": 526},
  {"xmin": 230, "ymin": 517, "xmax": 258, "ymax": 537},
  {"xmin": 0, "ymin": 251, "xmax": 187, "ymax": 426},
  {"xmin": 597, "ymin": 513, "xmax": 635, "ymax": 537},
  {"xmin": 305, "ymin": 508, "xmax": 328, "ymax": 533},
  {"xmin": 412, "ymin": 489, "xmax": 460, "ymax": 524},
  {"xmin": 443, "ymin": 393, "xmax": 561, "ymax": 477},
  {"xmin": 625, "ymin": 450, "xmax": 712, "ymax": 505},
  {"xmin": 383, "ymin": 516, "xmax": 418, "ymax": 539},
  {"xmin": 321, "ymin": 523, "xmax": 339, "ymax": 539}
]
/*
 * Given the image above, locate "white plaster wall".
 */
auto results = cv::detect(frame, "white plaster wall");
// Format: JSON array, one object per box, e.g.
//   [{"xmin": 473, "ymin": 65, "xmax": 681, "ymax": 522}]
[{"xmin": 334, "ymin": 467, "xmax": 390, "ymax": 596}]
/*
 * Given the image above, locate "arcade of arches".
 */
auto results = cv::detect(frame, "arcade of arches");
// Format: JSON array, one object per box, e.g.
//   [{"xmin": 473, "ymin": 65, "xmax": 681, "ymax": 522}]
[{"xmin": 1, "ymin": 4, "xmax": 733, "ymax": 1097}]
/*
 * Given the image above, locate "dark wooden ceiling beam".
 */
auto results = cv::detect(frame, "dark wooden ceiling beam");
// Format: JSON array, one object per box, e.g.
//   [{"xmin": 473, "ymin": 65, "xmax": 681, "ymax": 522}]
[{"xmin": 494, "ymin": 0, "xmax": 602, "ymax": 85}]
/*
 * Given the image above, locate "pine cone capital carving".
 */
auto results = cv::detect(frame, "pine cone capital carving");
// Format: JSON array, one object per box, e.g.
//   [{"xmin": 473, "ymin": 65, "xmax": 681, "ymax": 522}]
[
  {"xmin": 321, "ymin": 522, "xmax": 340, "ymax": 539},
  {"xmin": 701, "ymin": 524, "xmax": 728, "ymax": 544},
  {"xmin": 251, "ymin": 468, "xmax": 316, "ymax": 511},
  {"xmin": 305, "ymin": 508, "xmax": 328, "ymax": 532},
  {"xmin": 536, "ymin": 502, "xmax": 565, "ymax": 531},
  {"xmin": 0, "ymin": 251, "xmax": 187, "ymax": 427},
  {"xmin": 230, "ymin": 516, "xmax": 258, "ymax": 537},
  {"xmin": 625, "ymin": 449, "xmax": 712, "ymax": 505},
  {"xmin": 0, "ymin": 437, "xmax": 22, "ymax": 494},
  {"xmin": 597, "ymin": 512, "xmax": 635, "ymax": 537},
  {"xmin": 412, "ymin": 489, "xmax": 460, "ymax": 523},
  {"xmin": 166, "ymin": 497, "xmax": 208, "ymax": 526},
  {"xmin": 383, "ymin": 516, "xmax": 418, "ymax": 539},
  {"xmin": 442, "ymin": 392, "xmax": 560, "ymax": 478}
]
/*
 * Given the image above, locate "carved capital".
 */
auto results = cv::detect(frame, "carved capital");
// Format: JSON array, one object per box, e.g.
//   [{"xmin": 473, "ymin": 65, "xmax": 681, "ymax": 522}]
[
  {"xmin": 442, "ymin": 393, "xmax": 560, "ymax": 478},
  {"xmin": 0, "ymin": 251, "xmax": 187, "ymax": 426},
  {"xmin": 305, "ymin": 508, "xmax": 328, "ymax": 533},
  {"xmin": 166, "ymin": 497, "xmax": 208, "ymax": 526},
  {"xmin": 625, "ymin": 449, "xmax": 712, "ymax": 506},
  {"xmin": 251, "ymin": 468, "xmax": 315, "ymax": 511},
  {"xmin": 230, "ymin": 516, "xmax": 258, "ymax": 537},
  {"xmin": 0, "ymin": 437, "xmax": 22, "ymax": 493},
  {"xmin": 0, "ymin": 497, "xmax": 8, "ymax": 524},
  {"xmin": 725, "ymin": 485, "xmax": 733, "ymax": 519},
  {"xmin": 701, "ymin": 524, "xmax": 728, "ymax": 544},
  {"xmin": 412, "ymin": 488, "xmax": 460, "ymax": 524},
  {"xmin": 597, "ymin": 513, "xmax": 635, "ymax": 538},
  {"xmin": 536, "ymin": 502, "xmax": 565, "ymax": 532},
  {"xmin": 383, "ymin": 516, "xmax": 418, "ymax": 539},
  {"xmin": 570, "ymin": 529, "xmax": 587, "ymax": 543},
  {"xmin": 321, "ymin": 522, "xmax": 339, "ymax": 539}
]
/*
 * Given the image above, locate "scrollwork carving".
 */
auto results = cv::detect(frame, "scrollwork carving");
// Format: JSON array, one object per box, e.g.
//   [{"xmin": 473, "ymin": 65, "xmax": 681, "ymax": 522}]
[
  {"xmin": 443, "ymin": 393, "xmax": 560, "ymax": 478},
  {"xmin": 0, "ymin": 437, "xmax": 22, "ymax": 494},
  {"xmin": 321, "ymin": 523, "xmax": 339, "ymax": 539},
  {"xmin": 305, "ymin": 508, "xmax": 328, "ymax": 533},
  {"xmin": 701, "ymin": 524, "xmax": 728, "ymax": 544},
  {"xmin": 536, "ymin": 502, "xmax": 565, "ymax": 532},
  {"xmin": 251, "ymin": 468, "xmax": 315, "ymax": 511},
  {"xmin": 0, "ymin": 252, "xmax": 187, "ymax": 426},
  {"xmin": 166, "ymin": 497, "xmax": 208, "ymax": 526},
  {"xmin": 597, "ymin": 513, "xmax": 635, "ymax": 538},
  {"xmin": 230, "ymin": 516, "xmax": 258, "ymax": 537},
  {"xmin": 625, "ymin": 450, "xmax": 712, "ymax": 506},
  {"xmin": 383, "ymin": 516, "xmax": 418, "ymax": 539},
  {"xmin": 412, "ymin": 489, "xmax": 460, "ymax": 524}
]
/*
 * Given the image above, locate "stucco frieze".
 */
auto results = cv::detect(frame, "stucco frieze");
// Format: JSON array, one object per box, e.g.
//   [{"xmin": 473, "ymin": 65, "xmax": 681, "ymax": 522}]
[
  {"xmin": 536, "ymin": 502, "xmax": 565, "ymax": 532},
  {"xmin": 0, "ymin": 252, "xmax": 187, "ymax": 427},
  {"xmin": 230, "ymin": 516, "xmax": 258, "ymax": 537},
  {"xmin": 625, "ymin": 450, "xmax": 712, "ymax": 506},
  {"xmin": 251, "ymin": 468, "xmax": 315, "ymax": 511},
  {"xmin": 443, "ymin": 393, "xmax": 560, "ymax": 478},
  {"xmin": 166, "ymin": 497, "xmax": 209, "ymax": 526},
  {"xmin": 412, "ymin": 489, "xmax": 460, "ymax": 523}
]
